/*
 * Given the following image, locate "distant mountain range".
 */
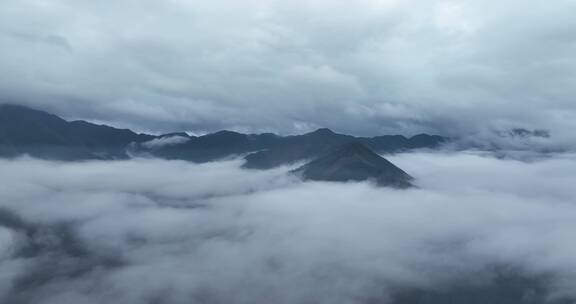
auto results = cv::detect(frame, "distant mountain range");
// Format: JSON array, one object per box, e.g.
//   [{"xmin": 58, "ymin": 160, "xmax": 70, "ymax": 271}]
[{"xmin": 0, "ymin": 104, "xmax": 447, "ymax": 167}]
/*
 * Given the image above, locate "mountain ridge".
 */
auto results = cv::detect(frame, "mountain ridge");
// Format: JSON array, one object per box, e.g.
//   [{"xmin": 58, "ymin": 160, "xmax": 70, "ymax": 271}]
[{"xmin": 0, "ymin": 104, "xmax": 447, "ymax": 166}]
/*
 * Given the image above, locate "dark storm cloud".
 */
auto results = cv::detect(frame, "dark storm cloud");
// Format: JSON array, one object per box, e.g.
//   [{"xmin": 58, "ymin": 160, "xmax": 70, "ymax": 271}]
[
  {"xmin": 1, "ymin": 0, "xmax": 576, "ymax": 139},
  {"xmin": 1, "ymin": 153, "xmax": 576, "ymax": 303}
]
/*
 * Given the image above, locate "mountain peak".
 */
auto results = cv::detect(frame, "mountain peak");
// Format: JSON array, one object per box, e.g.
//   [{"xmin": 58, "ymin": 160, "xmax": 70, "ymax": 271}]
[
  {"xmin": 207, "ymin": 130, "xmax": 244, "ymax": 137},
  {"xmin": 293, "ymin": 142, "xmax": 414, "ymax": 188},
  {"xmin": 307, "ymin": 128, "xmax": 336, "ymax": 136}
]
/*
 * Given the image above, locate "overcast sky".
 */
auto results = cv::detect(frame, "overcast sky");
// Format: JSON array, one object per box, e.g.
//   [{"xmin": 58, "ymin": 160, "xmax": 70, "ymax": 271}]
[{"xmin": 1, "ymin": 0, "xmax": 576, "ymax": 137}]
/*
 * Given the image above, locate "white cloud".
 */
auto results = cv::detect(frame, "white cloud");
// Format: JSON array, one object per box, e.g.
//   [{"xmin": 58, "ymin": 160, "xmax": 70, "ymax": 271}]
[
  {"xmin": 141, "ymin": 136, "xmax": 190, "ymax": 149},
  {"xmin": 1, "ymin": 153, "xmax": 576, "ymax": 302}
]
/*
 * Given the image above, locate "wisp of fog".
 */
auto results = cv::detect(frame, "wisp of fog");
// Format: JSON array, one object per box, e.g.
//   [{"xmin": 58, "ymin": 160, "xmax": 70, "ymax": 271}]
[{"xmin": 1, "ymin": 152, "xmax": 576, "ymax": 303}]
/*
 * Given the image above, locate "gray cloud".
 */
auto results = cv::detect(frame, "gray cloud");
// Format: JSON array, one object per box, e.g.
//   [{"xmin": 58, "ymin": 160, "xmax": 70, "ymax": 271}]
[
  {"xmin": 1, "ymin": 153, "xmax": 576, "ymax": 303},
  {"xmin": 0, "ymin": 0, "xmax": 575, "ymax": 139}
]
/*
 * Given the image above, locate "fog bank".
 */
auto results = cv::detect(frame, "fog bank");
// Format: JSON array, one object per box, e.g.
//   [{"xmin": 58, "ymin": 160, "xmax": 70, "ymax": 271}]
[{"xmin": 1, "ymin": 152, "xmax": 576, "ymax": 303}]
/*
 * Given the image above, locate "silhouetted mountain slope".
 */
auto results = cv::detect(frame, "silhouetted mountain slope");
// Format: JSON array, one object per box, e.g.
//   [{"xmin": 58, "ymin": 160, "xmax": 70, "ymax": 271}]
[
  {"xmin": 243, "ymin": 129, "xmax": 445, "ymax": 169},
  {"xmin": 0, "ymin": 104, "xmax": 152, "ymax": 160},
  {"xmin": 0, "ymin": 104, "xmax": 447, "ymax": 164},
  {"xmin": 141, "ymin": 131, "xmax": 284, "ymax": 162},
  {"xmin": 157, "ymin": 132, "xmax": 191, "ymax": 139},
  {"xmin": 292, "ymin": 142, "xmax": 414, "ymax": 188}
]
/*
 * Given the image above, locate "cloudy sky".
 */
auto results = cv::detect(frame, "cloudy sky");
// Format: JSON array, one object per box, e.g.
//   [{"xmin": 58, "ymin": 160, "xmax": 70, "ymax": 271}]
[{"xmin": 1, "ymin": 0, "xmax": 576, "ymax": 138}]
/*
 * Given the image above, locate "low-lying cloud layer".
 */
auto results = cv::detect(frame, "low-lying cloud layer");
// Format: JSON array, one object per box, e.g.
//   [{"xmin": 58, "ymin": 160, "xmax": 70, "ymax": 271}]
[
  {"xmin": 1, "ymin": 152, "xmax": 576, "ymax": 303},
  {"xmin": 1, "ymin": 0, "xmax": 576, "ymax": 139}
]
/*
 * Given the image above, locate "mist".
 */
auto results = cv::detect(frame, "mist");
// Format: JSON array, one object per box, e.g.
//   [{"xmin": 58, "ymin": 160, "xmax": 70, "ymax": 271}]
[{"xmin": 1, "ymin": 152, "xmax": 576, "ymax": 303}]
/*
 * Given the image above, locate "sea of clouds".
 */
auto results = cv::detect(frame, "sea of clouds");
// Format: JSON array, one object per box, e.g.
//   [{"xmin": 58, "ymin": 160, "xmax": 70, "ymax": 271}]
[{"xmin": 1, "ymin": 152, "xmax": 576, "ymax": 303}]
